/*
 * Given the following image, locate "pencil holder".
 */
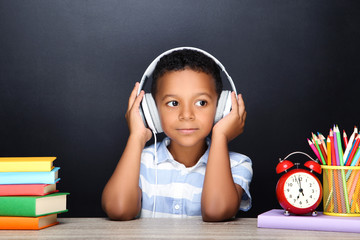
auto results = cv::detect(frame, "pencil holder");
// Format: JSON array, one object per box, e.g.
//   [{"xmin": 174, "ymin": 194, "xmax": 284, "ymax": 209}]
[{"xmin": 322, "ymin": 165, "xmax": 360, "ymax": 216}]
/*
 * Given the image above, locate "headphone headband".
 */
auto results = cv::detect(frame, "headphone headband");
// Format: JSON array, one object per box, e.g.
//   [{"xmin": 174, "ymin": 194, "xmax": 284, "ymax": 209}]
[{"xmin": 137, "ymin": 47, "xmax": 237, "ymax": 95}]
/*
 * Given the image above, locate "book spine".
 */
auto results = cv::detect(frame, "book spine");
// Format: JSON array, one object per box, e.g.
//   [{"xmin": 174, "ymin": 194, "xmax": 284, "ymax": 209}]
[
  {"xmin": 0, "ymin": 216, "xmax": 38, "ymax": 229},
  {"xmin": 0, "ymin": 168, "xmax": 59, "ymax": 184},
  {"xmin": 0, "ymin": 185, "xmax": 43, "ymax": 196},
  {"xmin": 0, "ymin": 162, "xmax": 52, "ymax": 172},
  {"xmin": 0, "ymin": 197, "xmax": 36, "ymax": 217},
  {"xmin": 0, "ymin": 216, "xmax": 59, "ymax": 230},
  {"xmin": 0, "ymin": 176, "xmax": 58, "ymax": 184}
]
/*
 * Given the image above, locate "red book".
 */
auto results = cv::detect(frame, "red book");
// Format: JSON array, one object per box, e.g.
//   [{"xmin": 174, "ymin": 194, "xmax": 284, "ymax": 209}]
[{"xmin": 0, "ymin": 183, "xmax": 58, "ymax": 196}]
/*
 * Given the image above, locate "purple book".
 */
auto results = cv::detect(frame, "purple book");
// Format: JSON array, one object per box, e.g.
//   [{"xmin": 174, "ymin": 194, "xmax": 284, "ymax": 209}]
[{"xmin": 257, "ymin": 209, "xmax": 360, "ymax": 233}]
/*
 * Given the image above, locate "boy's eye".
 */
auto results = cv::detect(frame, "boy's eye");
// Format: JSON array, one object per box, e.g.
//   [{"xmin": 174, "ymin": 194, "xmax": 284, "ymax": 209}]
[
  {"xmin": 195, "ymin": 100, "xmax": 207, "ymax": 107},
  {"xmin": 167, "ymin": 101, "xmax": 179, "ymax": 107}
]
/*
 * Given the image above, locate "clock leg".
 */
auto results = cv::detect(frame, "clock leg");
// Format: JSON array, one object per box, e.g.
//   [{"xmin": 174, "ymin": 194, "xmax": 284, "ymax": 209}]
[
  {"xmin": 312, "ymin": 211, "xmax": 318, "ymax": 216},
  {"xmin": 284, "ymin": 210, "xmax": 290, "ymax": 216}
]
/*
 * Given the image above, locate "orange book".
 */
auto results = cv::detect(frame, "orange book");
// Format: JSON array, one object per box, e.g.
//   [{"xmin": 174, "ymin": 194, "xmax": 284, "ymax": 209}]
[
  {"xmin": 0, "ymin": 183, "xmax": 58, "ymax": 196},
  {"xmin": 0, "ymin": 214, "xmax": 58, "ymax": 230}
]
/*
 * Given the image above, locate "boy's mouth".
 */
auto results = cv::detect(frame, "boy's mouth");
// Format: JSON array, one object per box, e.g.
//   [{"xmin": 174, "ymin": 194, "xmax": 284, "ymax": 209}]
[{"xmin": 177, "ymin": 128, "xmax": 198, "ymax": 134}]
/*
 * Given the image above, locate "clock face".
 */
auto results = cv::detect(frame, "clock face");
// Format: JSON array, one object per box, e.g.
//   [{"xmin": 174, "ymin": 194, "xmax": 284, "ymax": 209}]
[{"xmin": 283, "ymin": 171, "xmax": 321, "ymax": 209}]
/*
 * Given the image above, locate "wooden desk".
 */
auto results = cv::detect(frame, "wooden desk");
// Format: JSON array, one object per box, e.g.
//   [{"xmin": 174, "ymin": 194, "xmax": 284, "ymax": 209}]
[{"xmin": 0, "ymin": 218, "xmax": 359, "ymax": 239}]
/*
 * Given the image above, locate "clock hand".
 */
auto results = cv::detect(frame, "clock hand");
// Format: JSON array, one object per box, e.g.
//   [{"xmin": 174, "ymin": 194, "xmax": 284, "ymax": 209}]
[
  {"xmin": 298, "ymin": 177, "xmax": 304, "ymax": 196},
  {"xmin": 295, "ymin": 177, "xmax": 300, "ymax": 187}
]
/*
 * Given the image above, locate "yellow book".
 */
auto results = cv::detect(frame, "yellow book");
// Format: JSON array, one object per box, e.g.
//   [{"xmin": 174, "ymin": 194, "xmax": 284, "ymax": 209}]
[{"xmin": 0, "ymin": 157, "xmax": 56, "ymax": 172}]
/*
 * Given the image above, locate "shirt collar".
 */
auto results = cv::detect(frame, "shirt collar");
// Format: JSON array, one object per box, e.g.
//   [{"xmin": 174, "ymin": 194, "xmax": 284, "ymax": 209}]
[{"xmin": 156, "ymin": 137, "xmax": 211, "ymax": 165}]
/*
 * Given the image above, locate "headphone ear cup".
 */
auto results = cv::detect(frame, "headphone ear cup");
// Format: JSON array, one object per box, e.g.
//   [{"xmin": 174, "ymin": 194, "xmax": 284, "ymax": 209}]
[
  {"xmin": 141, "ymin": 93, "xmax": 163, "ymax": 134},
  {"xmin": 214, "ymin": 90, "xmax": 231, "ymax": 124}
]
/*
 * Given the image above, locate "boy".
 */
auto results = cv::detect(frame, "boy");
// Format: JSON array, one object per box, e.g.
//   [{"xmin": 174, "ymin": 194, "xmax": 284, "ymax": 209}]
[{"xmin": 102, "ymin": 49, "xmax": 252, "ymax": 221}]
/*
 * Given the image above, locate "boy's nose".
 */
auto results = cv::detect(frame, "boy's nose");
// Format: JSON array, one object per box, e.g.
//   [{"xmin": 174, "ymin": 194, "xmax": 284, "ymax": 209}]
[{"xmin": 179, "ymin": 106, "xmax": 195, "ymax": 120}]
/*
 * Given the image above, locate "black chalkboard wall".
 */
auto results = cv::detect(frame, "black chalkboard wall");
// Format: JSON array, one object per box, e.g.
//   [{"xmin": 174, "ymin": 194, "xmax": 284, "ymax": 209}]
[{"xmin": 1, "ymin": 0, "xmax": 359, "ymax": 218}]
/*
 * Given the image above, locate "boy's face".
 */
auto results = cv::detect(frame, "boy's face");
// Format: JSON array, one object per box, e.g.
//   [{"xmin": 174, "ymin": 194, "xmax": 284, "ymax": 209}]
[{"xmin": 155, "ymin": 69, "xmax": 218, "ymax": 148}]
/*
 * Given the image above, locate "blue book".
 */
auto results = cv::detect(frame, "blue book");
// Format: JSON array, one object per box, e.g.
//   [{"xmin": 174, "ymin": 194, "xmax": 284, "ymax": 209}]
[{"xmin": 0, "ymin": 167, "xmax": 60, "ymax": 184}]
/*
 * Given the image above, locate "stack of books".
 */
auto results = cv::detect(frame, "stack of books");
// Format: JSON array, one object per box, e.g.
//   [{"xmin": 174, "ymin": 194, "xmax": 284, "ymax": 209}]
[{"xmin": 0, "ymin": 157, "xmax": 69, "ymax": 230}]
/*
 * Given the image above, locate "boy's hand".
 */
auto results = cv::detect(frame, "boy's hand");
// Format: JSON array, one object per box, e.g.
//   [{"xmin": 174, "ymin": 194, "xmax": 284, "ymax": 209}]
[
  {"xmin": 212, "ymin": 92, "xmax": 247, "ymax": 142},
  {"xmin": 125, "ymin": 82, "xmax": 152, "ymax": 144}
]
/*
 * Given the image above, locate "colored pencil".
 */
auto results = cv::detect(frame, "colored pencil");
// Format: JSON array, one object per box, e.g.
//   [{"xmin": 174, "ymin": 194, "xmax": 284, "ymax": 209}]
[
  {"xmin": 354, "ymin": 126, "xmax": 359, "ymax": 138},
  {"xmin": 312, "ymin": 133, "xmax": 326, "ymax": 165},
  {"xmin": 324, "ymin": 169, "xmax": 334, "ymax": 212},
  {"xmin": 349, "ymin": 147, "xmax": 360, "ymax": 167},
  {"xmin": 333, "ymin": 128, "xmax": 340, "ymax": 166},
  {"xmin": 345, "ymin": 142, "xmax": 356, "ymax": 166},
  {"xmin": 346, "ymin": 135, "xmax": 360, "ymax": 166},
  {"xmin": 343, "ymin": 130, "xmax": 348, "ymax": 149},
  {"xmin": 335, "ymin": 126, "xmax": 351, "ymax": 212},
  {"xmin": 307, "ymin": 138, "xmax": 321, "ymax": 161},
  {"xmin": 335, "ymin": 125, "xmax": 345, "ymax": 166},
  {"xmin": 318, "ymin": 132, "xmax": 327, "ymax": 152},
  {"xmin": 344, "ymin": 128, "xmax": 357, "ymax": 165},
  {"xmin": 330, "ymin": 130, "xmax": 337, "ymax": 166},
  {"xmin": 351, "ymin": 179, "xmax": 360, "ymax": 213},
  {"xmin": 327, "ymin": 137, "xmax": 331, "ymax": 166},
  {"xmin": 317, "ymin": 138, "xmax": 327, "ymax": 162},
  {"xmin": 345, "ymin": 148, "xmax": 360, "ymax": 180},
  {"xmin": 332, "ymin": 169, "xmax": 342, "ymax": 213},
  {"xmin": 347, "ymin": 170, "xmax": 360, "ymax": 206}
]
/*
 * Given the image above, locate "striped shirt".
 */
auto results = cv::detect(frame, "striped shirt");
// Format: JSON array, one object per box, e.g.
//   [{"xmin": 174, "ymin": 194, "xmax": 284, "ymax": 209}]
[{"xmin": 139, "ymin": 137, "xmax": 252, "ymax": 218}]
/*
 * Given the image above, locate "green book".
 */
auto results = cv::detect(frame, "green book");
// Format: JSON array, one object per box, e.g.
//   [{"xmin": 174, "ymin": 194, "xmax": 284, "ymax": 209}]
[{"xmin": 0, "ymin": 192, "xmax": 69, "ymax": 217}]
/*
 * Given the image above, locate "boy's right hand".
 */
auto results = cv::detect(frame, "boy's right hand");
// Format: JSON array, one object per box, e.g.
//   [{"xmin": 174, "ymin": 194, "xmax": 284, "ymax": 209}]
[{"xmin": 125, "ymin": 82, "xmax": 152, "ymax": 144}]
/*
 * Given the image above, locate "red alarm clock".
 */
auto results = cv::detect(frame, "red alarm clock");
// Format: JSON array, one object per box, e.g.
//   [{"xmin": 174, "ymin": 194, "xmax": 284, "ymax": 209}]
[{"xmin": 276, "ymin": 151, "xmax": 322, "ymax": 216}]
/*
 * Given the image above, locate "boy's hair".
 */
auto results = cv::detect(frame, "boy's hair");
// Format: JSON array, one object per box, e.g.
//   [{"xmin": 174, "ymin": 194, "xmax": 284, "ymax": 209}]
[{"xmin": 151, "ymin": 49, "xmax": 223, "ymax": 98}]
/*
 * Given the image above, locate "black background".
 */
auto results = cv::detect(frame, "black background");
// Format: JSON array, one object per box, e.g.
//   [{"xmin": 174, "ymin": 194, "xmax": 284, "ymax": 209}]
[{"xmin": 1, "ymin": 0, "xmax": 359, "ymax": 218}]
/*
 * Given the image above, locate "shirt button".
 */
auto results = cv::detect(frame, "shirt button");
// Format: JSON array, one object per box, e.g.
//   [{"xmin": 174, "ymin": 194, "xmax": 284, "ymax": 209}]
[{"xmin": 174, "ymin": 204, "xmax": 180, "ymax": 210}]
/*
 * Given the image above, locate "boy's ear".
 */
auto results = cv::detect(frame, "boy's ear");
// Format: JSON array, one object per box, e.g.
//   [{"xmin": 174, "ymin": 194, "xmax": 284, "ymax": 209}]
[
  {"xmin": 214, "ymin": 90, "xmax": 232, "ymax": 124},
  {"xmin": 140, "ymin": 93, "xmax": 163, "ymax": 134}
]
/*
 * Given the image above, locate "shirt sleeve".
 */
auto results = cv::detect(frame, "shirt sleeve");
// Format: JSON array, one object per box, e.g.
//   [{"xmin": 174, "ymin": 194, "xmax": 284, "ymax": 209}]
[{"xmin": 229, "ymin": 152, "xmax": 253, "ymax": 211}]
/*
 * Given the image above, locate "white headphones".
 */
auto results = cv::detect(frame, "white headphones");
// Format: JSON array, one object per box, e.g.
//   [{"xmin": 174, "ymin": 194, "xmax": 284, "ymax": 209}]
[{"xmin": 137, "ymin": 47, "xmax": 238, "ymax": 134}]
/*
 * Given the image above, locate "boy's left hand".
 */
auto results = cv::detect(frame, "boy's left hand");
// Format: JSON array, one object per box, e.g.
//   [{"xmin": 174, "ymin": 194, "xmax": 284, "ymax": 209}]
[{"xmin": 213, "ymin": 92, "xmax": 247, "ymax": 142}]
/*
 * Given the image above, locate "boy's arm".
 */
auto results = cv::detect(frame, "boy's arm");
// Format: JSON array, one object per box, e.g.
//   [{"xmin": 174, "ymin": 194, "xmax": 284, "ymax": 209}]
[
  {"xmin": 201, "ymin": 92, "xmax": 247, "ymax": 222},
  {"xmin": 101, "ymin": 83, "xmax": 152, "ymax": 220}
]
